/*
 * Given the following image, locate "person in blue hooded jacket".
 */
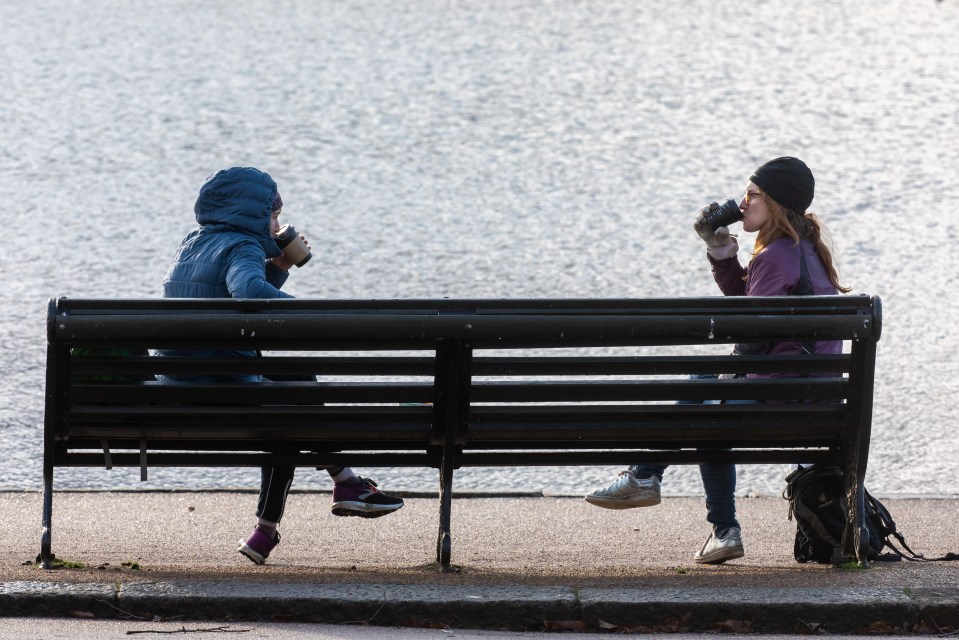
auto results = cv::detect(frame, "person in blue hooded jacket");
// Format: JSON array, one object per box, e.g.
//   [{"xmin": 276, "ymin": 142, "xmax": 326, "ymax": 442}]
[{"xmin": 160, "ymin": 167, "xmax": 404, "ymax": 565}]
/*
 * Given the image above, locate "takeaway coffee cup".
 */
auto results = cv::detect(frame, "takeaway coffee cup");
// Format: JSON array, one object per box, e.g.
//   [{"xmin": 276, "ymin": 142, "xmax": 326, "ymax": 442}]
[
  {"xmin": 275, "ymin": 224, "xmax": 312, "ymax": 267},
  {"xmin": 701, "ymin": 199, "xmax": 744, "ymax": 231}
]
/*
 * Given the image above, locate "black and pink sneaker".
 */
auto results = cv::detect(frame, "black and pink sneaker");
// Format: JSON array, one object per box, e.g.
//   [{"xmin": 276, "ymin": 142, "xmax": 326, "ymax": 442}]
[
  {"xmin": 237, "ymin": 527, "xmax": 280, "ymax": 565},
  {"xmin": 331, "ymin": 477, "xmax": 404, "ymax": 518}
]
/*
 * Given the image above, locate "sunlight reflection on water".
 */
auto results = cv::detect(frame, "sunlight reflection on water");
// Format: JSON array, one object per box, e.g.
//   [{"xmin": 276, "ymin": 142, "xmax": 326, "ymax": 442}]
[{"xmin": 2, "ymin": 0, "xmax": 958, "ymax": 496}]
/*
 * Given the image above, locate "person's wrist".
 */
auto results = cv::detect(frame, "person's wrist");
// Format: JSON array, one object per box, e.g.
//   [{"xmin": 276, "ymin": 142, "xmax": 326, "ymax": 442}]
[
  {"xmin": 270, "ymin": 257, "xmax": 291, "ymax": 272},
  {"xmin": 707, "ymin": 241, "xmax": 739, "ymax": 260}
]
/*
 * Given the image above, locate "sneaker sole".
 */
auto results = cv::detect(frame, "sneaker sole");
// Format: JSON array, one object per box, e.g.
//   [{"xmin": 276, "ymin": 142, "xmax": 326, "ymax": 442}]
[
  {"xmin": 694, "ymin": 546, "xmax": 744, "ymax": 565},
  {"xmin": 331, "ymin": 501, "xmax": 404, "ymax": 518},
  {"xmin": 583, "ymin": 495, "xmax": 661, "ymax": 509},
  {"xmin": 236, "ymin": 540, "xmax": 267, "ymax": 565}
]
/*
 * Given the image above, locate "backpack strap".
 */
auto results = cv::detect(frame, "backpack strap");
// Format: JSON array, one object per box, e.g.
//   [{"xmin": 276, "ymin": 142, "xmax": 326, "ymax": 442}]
[
  {"xmin": 793, "ymin": 246, "xmax": 817, "ymax": 355},
  {"xmin": 866, "ymin": 491, "xmax": 959, "ymax": 562},
  {"xmin": 883, "ymin": 534, "xmax": 959, "ymax": 562}
]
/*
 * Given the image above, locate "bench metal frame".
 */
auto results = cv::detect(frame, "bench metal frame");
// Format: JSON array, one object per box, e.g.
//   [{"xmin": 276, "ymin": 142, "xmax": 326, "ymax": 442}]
[{"xmin": 42, "ymin": 295, "xmax": 881, "ymax": 569}]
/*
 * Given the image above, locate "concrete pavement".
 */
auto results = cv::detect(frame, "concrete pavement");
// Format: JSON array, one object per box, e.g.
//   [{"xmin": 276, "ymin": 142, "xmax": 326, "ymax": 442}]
[{"xmin": 1, "ymin": 490, "xmax": 958, "ymax": 634}]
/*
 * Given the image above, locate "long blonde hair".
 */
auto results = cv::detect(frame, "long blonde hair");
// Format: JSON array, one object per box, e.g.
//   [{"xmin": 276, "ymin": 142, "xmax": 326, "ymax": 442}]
[{"xmin": 753, "ymin": 193, "xmax": 851, "ymax": 293}]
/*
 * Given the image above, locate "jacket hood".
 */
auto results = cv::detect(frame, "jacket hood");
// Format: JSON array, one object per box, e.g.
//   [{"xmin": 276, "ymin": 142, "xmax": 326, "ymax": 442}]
[{"xmin": 194, "ymin": 167, "xmax": 280, "ymax": 256}]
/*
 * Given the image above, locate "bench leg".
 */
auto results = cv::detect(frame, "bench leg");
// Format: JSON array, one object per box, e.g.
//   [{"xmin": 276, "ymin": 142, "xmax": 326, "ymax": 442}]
[
  {"xmin": 838, "ymin": 438, "xmax": 870, "ymax": 565},
  {"xmin": 437, "ymin": 455, "xmax": 454, "ymax": 570},
  {"xmin": 838, "ymin": 427, "xmax": 872, "ymax": 565},
  {"xmin": 40, "ymin": 466, "xmax": 54, "ymax": 569},
  {"xmin": 841, "ymin": 337, "xmax": 876, "ymax": 566},
  {"xmin": 432, "ymin": 338, "xmax": 470, "ymax": 572},
  {"xmin": 840, "ymin": 472, "xmax": 870, "ymax": 565}
]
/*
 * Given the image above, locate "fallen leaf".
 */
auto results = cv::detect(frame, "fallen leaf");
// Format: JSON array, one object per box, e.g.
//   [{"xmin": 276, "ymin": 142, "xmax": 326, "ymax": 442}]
[
  {"xmin": 856, "ymin": 621, "xmax": 894, "ymax": 635},
  {"xmin": 66, "ymin": 610, "xmax": 95, "ymax": 619},
  {"xmin": 795, "ymin": 619, "xmax": 827, "ymax": 635},
  {"xmin": 710, "ymin": 619, "xmax": 753, "ymax": 633}
]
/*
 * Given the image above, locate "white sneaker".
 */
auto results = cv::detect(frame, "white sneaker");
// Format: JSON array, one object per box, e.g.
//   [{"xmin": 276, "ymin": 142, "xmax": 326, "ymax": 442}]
[
  {"xmin": 694, "ymin": 527, "xmax": 744, "ymax": 564},
  {"xmin": 584, "ymin": 470, "xmax": 661, "ymax": 509}
]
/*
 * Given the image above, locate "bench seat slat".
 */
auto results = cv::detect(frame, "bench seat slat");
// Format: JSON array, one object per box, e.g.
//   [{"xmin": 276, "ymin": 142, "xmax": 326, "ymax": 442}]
[
  {"xmin": 472, "ymin": 354, "xmax": 852, "ymax": 376},
  {"xmin": 71, "ymin": 356, "xmax": 437, "ymax": 377},
  {"xmin": 65, "ymin": 427, "xmax": 432, "ymax": 443},
  {"xmin": 470, "ymin": 403, "xmax": 842, "ymax": 419},
  {"xmin": 71, "ymin": 382, "xmax": 434, "ymax": 405},
  {"xmin": 464, "ymin": 430, "xmax": 840, "ymax": 448},
  {"xmin": 68, "ymin": 404, "xmax": 431, "ymax": 424},
  {"xmin": 459, "ymin": 449, "xmax": 837, "ymax": 466},
  {"xmin": 71, "ymin": 379, "xmax": 846, "ymax": 405},
  {"xmin": 469, "ymin": 404, "xmax": 841, "ymax": 443},
  {"xmin": 70, "ymin": 354, "xmax": 853, "ymax": 378},
  {"xmin": 58, "ymin": 451, "xmax": 437, "ymax": 468},
  {"xmin": 469, "ymin": 378, "xmax": 848, "ymax": 402}
]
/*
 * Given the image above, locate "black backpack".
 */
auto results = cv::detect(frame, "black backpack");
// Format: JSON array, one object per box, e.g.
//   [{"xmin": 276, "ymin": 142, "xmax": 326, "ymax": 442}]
[{"xmin": 783, "ymin": 464, "xmax": 958, "ymax": 564}]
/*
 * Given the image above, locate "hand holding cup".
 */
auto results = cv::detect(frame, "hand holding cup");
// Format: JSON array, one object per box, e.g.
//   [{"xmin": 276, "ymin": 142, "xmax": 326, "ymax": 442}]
[
  {"xmin": 694, "ymin": 201, "xmax": 738, "ymax": 248},
  {"xmin": 275, "ymin": 224, "xmax": 312, "ymax": 268}
]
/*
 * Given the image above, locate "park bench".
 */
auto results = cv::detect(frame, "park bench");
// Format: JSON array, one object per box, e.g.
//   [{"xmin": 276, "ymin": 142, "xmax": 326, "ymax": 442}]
[{"xmin": 42, "ymin": 294, "xmax": 881, "ymax": 569}]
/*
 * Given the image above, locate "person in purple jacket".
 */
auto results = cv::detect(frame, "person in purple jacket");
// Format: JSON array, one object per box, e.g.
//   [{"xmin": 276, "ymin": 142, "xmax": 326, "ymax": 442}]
[{"xmin": 585, "ymin": 157, "xmax": 851, "ymax": 564}]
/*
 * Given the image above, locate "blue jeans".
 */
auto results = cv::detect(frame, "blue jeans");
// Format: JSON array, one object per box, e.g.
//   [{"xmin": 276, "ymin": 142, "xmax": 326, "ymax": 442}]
[{"xmin": 630, "ymin": 378, "xmax": 756, "ymax": 534}]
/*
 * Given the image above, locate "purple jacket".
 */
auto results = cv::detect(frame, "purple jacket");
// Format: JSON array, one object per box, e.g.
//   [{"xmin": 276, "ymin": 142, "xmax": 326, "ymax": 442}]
[{"xmin": 708, "ymin": 237, "xmax": 842, "ymax": 360}]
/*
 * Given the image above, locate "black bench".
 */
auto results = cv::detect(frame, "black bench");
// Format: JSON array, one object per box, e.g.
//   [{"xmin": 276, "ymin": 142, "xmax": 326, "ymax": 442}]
[{"xmin": 42, "ymin": 295, "xmax": 882, "ymax": 569}]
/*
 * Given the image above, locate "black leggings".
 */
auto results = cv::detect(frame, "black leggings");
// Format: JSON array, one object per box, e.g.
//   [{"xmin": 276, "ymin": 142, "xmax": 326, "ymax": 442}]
[
  {"xmin": 256, "ymin": 465, "xmax": 295, "ymax": 523},
  {"xmin": 256, "ymin": 465, "xmax": 345, "ymax": 523}
]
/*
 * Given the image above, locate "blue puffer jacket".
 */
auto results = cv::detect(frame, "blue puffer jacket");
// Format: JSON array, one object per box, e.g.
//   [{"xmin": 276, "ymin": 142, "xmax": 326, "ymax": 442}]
[
  {"xmin": 158, "ymin": 167, "xmax": 292, "ymax": 375},
  {"xmin": 162, "ymin": 167, "xmax": 292, "ymax": 300}
]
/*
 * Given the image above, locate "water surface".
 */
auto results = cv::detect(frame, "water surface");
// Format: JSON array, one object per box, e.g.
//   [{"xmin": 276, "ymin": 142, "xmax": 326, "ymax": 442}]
[{"xmin": 2, "ymin": 0, "xmax": 958, "ymax": 497}]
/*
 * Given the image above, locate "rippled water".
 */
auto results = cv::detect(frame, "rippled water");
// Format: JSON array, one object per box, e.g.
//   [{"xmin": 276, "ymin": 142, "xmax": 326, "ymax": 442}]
[{"xmin": 2, "ymin": 0, "xmax": 958, "ymax": 497}]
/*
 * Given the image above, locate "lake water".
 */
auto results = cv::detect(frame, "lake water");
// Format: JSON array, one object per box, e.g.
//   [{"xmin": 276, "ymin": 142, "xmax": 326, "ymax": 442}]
[{"xmin": 2, "ymin": 0, "xmax": 958, "ymax": 497}]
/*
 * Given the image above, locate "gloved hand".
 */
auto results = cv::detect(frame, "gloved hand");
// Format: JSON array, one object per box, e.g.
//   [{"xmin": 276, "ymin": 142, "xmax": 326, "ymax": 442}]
[
  {"xmin": 694, "ymin": 203, "xmax": 739, "ymax": 259},
  {"xmin": 693, "ymin": 203, "xmax": 732, "ymax": 248}
]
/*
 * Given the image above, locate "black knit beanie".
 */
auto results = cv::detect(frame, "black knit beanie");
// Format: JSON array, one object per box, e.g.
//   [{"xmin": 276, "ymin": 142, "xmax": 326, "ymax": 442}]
[
  {"xmin": 272, "ymin": 192, "xmax": 283, "ymax": 212},
  {"xmin": 749, "ymin": 157, "xmax": 814, "ymax": 213}
]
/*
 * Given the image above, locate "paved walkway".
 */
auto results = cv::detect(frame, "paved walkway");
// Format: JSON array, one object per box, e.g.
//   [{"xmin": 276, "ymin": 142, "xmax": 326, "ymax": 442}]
[{"xmin": 2, "ymin": 491, "xmax": 957, "ymax": 634}]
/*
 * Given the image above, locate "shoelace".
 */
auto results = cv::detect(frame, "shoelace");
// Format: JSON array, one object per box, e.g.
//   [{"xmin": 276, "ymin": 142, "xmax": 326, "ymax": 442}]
[
  {"xmin": 598, "ymin": 470, "xmax": 632, "ymax": 491},
  {"xmin": 356, "ymin": 476, "xmax": 380, "ymax": 492}
]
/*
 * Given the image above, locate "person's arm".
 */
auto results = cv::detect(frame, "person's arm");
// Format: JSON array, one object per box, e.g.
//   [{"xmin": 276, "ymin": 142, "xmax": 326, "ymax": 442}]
[
  {"xmin": 694, "ymin": 204, "xmax": 746, "ymax": 296},
  {"xmin": 225, "ymin": 241, "xmax": 294, "ymax": 299},
  {"xmin": 264, "ymin": 260, "xmax": 291, "ymax": 290},
  {"xmin": 707, "ymin": 253, "xmax": 746, "ymax": 296}
]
